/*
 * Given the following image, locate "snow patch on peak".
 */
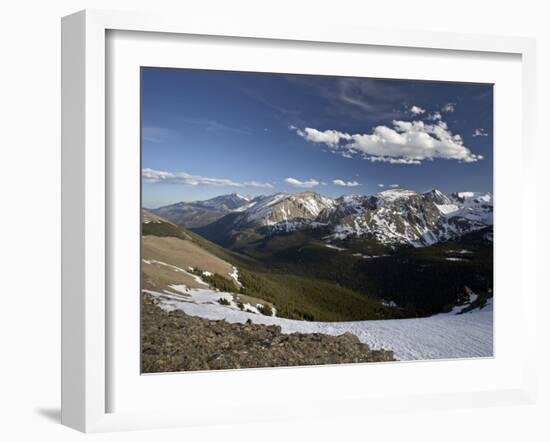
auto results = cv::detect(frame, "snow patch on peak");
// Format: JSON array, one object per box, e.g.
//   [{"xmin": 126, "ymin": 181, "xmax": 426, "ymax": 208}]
[
  {"xmin": 234, "ymin": 193, "xmax": 251, "ymax": 201},
  {"xmin": 378, "ymin": 189, "xmax": 418, "ymax": 202}
]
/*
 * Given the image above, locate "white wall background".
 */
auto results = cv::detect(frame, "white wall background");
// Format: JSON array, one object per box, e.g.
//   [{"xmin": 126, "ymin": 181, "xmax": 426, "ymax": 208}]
[{"xmin": 0, "ymin": 1, "xmax": 547, "ymax": 440}]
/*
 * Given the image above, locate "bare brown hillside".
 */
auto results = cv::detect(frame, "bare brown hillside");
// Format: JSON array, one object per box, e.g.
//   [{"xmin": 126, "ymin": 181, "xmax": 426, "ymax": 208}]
[{"xmin": 142, "ymin": 235, "xmax": 238, "ymax": 291}]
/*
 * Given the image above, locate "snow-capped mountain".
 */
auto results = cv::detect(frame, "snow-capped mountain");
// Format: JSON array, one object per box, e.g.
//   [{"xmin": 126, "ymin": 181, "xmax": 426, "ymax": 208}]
[
  {"xmin": 152, "ymin": 193, "xmax": 254, "ymax": 229},
  {"xmin": 317, "ymin": 194, "xmax": 382, "ymax": 223},
  {"xmin": 157, "ymin": 189, "xmax": 493, "ymax": 248},
  {"xmin": 195, "ymin": 191, "xmax": 337, "ymax": 242},
  {"xmin": 197, "ymin": 193, "xmax": 253, "ymax": 211},
  {"xmin": 445, "ymin": 192, "xmax": 493, "ymax": 224},
  {"xmin": 241, "ymin": 192, "xmax": 336, "ymax": 228},
  {"xmin": 327, "ymin": 188, "xmax": 492, "ymax": 247}
]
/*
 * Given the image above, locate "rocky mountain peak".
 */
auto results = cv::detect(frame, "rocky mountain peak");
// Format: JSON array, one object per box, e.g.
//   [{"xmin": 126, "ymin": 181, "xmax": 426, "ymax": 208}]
[{"xmin": 156, "ymin": 188, "xmax": 493, "ymax": 249}]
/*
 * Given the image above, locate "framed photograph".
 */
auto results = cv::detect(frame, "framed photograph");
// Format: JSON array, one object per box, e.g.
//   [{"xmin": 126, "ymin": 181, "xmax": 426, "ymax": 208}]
[
  {"xmin": 140, "ymin": 67, "xmax": 494, "ymax": 372},
  {"xmin": 62, "ymin": 9, "xmax": 538, "ymax": 432}
]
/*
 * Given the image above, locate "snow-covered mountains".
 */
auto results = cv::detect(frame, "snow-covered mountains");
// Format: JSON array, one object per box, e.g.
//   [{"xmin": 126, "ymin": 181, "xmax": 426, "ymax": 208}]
[
  {"xmin": 152, "ymin": 193, "xmax": 254, "ymax": 228},
  {"xmin": 154, "ymin": 189, "xmax": 493, "ymax": 248},
  {"xmin": 325, "ymin": 189, "xmax": 493, "ymax": 247}
]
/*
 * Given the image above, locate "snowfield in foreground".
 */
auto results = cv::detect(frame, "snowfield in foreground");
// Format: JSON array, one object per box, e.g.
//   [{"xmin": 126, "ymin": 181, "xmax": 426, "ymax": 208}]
[{"xmin": 145, "ymin": 287, "xmax": 493, "ymax": 361}]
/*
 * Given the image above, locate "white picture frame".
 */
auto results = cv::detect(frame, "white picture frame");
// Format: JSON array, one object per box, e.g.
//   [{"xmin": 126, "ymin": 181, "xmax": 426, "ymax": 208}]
[{"xmin": 61, "ymin": 9, "xmax": 538, "ymax": 433}]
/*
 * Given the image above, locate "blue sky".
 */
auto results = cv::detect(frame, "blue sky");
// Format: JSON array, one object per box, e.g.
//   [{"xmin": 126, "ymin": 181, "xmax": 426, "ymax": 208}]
[{"xmin": 141, "ymin": 68, "xmax": 493, "ymax": 209}]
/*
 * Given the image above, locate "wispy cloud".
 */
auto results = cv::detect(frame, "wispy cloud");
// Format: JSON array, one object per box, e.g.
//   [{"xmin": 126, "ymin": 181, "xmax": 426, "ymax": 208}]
[
  {"xmin": 143, "ymin": 121, "xmax": 250, "ymax": 143},
  {"xmin": 333, "ymin": 179, "xmax": 361, "ymax": 187},
  {"xmin": 142, "ymin": 127, "xmax": 179, "ymax": 144},
  {"xmin": 180, "ymin": 118, "xmax": 252, "ymax": 135},
  {"xmin": 473, "ymin": 128, "xmax": 489, "ymax": 137},
  {"xmin": 142, "ymin": 168, "xmax": 273, "ymax": 188},
  {"xmin": 442, "ymin": 102, "xmax": 456, "ymax": 113},
  {"xmin": 284, "ymin": 177, "xmax": 320, "ymax": 188},
  {"xmin": 335, "ymin": 78, "xmax": 406, "ymax": 114},
  {"xmin": 240, "ymin": 86, "xmax": 307, "ymax": 128},
  {"xmin": 284, "ymin": 76, "xmax": 407, "ymax": 124},
  {"xmin": 291, "ymin": 119, "xmax": 482, "ymax": 165},
  {"xmin": 427, "ymin": 112, "xmax": 442, "ymax": 121},
  {"xmin": 389, "ymin": 184, "xmax": 399, "ymax": 188},
  {"xmin": 473, "ymin": 89, "xmax": 492, "ymax": 101}
]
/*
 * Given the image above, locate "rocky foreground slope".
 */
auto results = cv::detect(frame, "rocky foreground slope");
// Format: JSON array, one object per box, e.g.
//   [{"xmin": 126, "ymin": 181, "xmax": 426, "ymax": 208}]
[{"xmin": 141, "ymin": 294, "xmax": 395, "ymax": 373}]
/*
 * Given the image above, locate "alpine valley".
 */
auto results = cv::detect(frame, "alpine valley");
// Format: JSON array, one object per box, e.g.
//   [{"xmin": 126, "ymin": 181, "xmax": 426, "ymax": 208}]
[
  {"xmin": 145, "ymin": 188, "xmax": 493, "ymax": 320},
  {"xmin": 141, "ymin": 187, "xmax": 493, "ymax": 370}
]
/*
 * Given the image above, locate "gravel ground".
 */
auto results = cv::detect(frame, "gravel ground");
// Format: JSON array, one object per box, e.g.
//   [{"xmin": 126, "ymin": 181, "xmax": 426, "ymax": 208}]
[{"xmin": 141, "ymin": 294, "xmax": 394, "ymax": 373}]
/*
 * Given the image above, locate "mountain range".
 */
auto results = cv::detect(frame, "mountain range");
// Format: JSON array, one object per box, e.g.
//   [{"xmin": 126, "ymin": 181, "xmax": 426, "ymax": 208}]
[{"xmin": 151, "ymin": 188, "xmax": 493, "ymax": 249}]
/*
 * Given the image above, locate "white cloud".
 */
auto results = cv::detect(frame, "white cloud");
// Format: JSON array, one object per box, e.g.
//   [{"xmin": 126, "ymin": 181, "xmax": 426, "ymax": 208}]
[
  {"xmin": 292, "ymin": 119, "xmax": 482, "ymax": 164},
  {"xmin": 294, "ymin": 127, "xmax": 351, "ymax": 147},
  {"xmin": 245, "ymin": 180, "xmax": 275, "ymax": 188},
  {"xmin": 410, "ymin": 105, "xmax": 425, "ymax": 115},
  {"xmin": 442, "ymin": 103, "xmax": 456, "ymax": 113},
  {"xmin": 473, "ymin": 128, "xmax": 489, "ymax": 137},
  {"xmin": 142, "ymin": 168, "xmax": 273, "ymax": 188},
  {"xmin": 333, "ymin": 179, "xmax": 361, "ymax": 187},
  {"xmin": 427, "ymin": 112, "xmax": 442, "ymax": 121},
  {"xmin": 366, "ymin": 156, "xmax": 422, "ymax": 165},
  {"xmin": 284, "ymin": 177, "xmax": 320, "ymax": 188},
  {"xmin": 378, "ymin": 184, "xmax": 385, "ymax": 188},
  {"xmin": 389, "ymin": 184, "xmax": 399, "ymax": 188}
]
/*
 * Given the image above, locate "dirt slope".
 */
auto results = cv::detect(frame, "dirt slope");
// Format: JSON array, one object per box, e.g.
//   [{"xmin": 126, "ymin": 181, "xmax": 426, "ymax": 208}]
[{"xmin": 142, "ymin": 235, "xmax": 237, "ymax": 290}]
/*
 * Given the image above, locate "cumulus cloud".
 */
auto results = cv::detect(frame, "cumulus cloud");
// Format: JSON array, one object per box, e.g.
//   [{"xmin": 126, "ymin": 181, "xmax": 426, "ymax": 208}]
[
  {"xmin": 473, "ymin": 128, "xmax": 489, "ymax": 137},
  {"xmin": 284, "ymin": 177, "xmax": 320, "ymax": 188},
  {"xmin": 410, "ymin": 105, "xmax": 425, "ymax": 115},
  {"xmin": 378, "ymin": 184, "xmax": 385, "ymax": 188},
  {"xmin": 442, "ymin": 102, "xmax": 456, "ymax": 113},
  {"xmin": 333, "ymin": 179, "xmax": 361, "ymax": 187},
  {"xmin": 142, "ymin": 168, "xmax": 273, "ymax": 188},
  {"xmin": 291, "ymin": 119, "xmax": 482, "ymax": 164},
  {"xmin": 292, "ymin": 126, "xmax": 351, "ymax": 147}
]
